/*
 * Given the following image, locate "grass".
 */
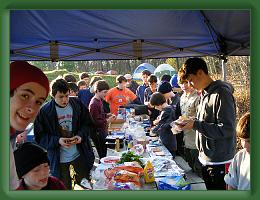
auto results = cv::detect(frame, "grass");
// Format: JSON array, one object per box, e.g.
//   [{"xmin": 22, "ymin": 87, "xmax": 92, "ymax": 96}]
[{"xmin": 44, "ymin": 69, "xmax": 117, "ymax": 88}]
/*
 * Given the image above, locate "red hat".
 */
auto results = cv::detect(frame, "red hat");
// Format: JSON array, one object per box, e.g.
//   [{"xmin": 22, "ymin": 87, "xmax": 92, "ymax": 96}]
[{"xmin": 10, "ymin": 61, "xmax": 50, "ymax": 98}]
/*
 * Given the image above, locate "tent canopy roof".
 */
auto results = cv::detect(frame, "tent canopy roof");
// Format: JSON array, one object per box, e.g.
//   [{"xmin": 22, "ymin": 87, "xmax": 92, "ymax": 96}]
[{"xmin": 10, "ymin": 10, "xmax": 250, "ymax": 61}]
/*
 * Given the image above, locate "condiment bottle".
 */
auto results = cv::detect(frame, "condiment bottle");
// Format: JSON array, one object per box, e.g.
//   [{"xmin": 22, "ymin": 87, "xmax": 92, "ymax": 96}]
[
  {"xmin": 143, "ymin": 160, "xmax": 155, "ymax": 183},
  {"xmin": 115, "ymin": 137, "xmax": 120, "ymax": 152}
]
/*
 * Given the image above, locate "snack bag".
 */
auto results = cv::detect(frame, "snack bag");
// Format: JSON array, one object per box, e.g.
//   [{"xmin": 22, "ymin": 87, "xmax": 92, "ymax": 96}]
[{"xmin": 114, "ymin": 170, "xmax": 141, "ymax": 187}]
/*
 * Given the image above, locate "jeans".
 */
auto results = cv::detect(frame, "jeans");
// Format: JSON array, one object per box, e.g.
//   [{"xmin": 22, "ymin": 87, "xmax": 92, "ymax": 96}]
[
  {"xmin": 59, "ymin": 155, "xmax": 90, "ymax": 189},
  {"xmin": 184, "ymin": 148, "xmax": 202, "ymax": 178},
  {"xmin": 91, "ymin": 131, "xmax": 107, "ymax": 159},
  {"xmin": 202, "ymin": 164, "xmax": 229, "ymax": 190}
]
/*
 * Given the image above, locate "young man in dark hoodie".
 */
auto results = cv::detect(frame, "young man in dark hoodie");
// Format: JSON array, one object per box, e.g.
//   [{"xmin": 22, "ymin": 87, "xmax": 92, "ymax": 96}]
[{"xmin": 176, "ymin": 58, "xmax": 236, "ymax": 190}]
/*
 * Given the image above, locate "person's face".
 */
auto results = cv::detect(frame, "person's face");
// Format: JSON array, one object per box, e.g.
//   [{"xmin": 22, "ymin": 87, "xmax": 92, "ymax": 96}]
[
  {"xmin": 54, "ymin": 91, "xmax": 69, "ymax": 107},
  {"xmin": 186, "ymin": 70, "xmax": 203, "ymax": 90},
  {"xmin": 69, "ymin": 90, "xmax": 77, "ymax": 97},
  {"xmin": 79, "ymin": 85, "xmax": 87, "ymax": 90},
  {"xmin": 180, "ymin": 81, "xmax": 193, "ymax": 93},
  {"xmin": 118, "ymin": 81, "xmax": 127, "ymax": 89},
  {"xmin": 154, "ymin": 105, "xmax": 162, "ymax": 111},
  {"xmin": 142, "ymin": 74, "xmax": 149, "ymax": 84},
  {"xmin": 240, "ymin": 138, "xmax": 250, "ymax": 153},
  {"xmin": 126, "ymin": 79, "xmax": 132, "ymax": 87},
  {"xmin": 149, "ymin": 82, "xmax": 157, "ymax": 92},
  {"xmin": 10, "ymin": 82, "xmax": 47, "ymax": 131},
  {"xmin": 83, "ymin": 77, "xmax": 90, "ymax": 86},
  {"xmin": 23, "ymin": 163, "xmax": 50, "ymax": 190},
  {"xmin": 97, "ymin": 90, "xmax": 108, "ymax": 99}
]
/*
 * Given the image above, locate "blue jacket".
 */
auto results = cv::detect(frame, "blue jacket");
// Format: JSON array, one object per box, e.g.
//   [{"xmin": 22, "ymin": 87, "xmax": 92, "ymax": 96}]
[
  {"xmin": 78, "ymin": 88, "xmax": 94, "ymax": 108},
  {"xmin": 152, "ymin": 106, "xmax": 178, "ymax": 153},
  {"xmin": 34, "ymin": 97, "xmax": 95, "ymax": 179},
  {"xmin": 136, "ymin": 84, "xmax": 149, "ymax": 104}
]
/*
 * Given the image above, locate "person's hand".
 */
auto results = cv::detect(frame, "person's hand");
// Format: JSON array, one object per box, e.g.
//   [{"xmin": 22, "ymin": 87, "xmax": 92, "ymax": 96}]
[
  {"xmin": 126, "ymin": 97, "xmax": 131, "ymax": 104},
  {"xmin": 177, "ymin": 119, "xmax": 194, "ymax": 131},
  {"xmin": 153, "ymin": 119, "xmax": 160, "ymax": 125},
  {"xmin": 59, "ymin": 136, "xmax": 82, "ymax": 147},
  {"xmin": 149, "ymin": 127, "xmax": 157, "ymax": 137},
  {"xmin": 107, "ymin": 114, "xmax": 117, "ymax": 123},
  {"xmin": 171, "ymin": 124, "xmax": 183, "ymax": 134},
  {"xmin": 59, "ymin": 137, "xmax": 72, "ymax": 148},
  {"xmin": 69, "ymin": 135, "xmax": 82, "ymax": 144},
  {"xmin": 16, "ymin": 130, "xmax": 28, "ymax": 144}
]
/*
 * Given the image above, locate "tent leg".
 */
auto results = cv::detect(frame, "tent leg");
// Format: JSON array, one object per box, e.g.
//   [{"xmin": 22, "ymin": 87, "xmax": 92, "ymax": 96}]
[{"xmin": 221, "ymin": 59, "xmax": 227, "ymax": 81}]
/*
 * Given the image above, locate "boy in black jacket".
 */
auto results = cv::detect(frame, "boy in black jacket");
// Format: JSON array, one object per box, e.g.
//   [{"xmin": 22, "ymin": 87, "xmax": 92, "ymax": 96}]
[
  {"xmin": 34, "ymin": 78, "xmax": 94, "ymax": 189},
  {"xmin": 150, "ymin": 92, "xmax": 177, "ymax": 158}
]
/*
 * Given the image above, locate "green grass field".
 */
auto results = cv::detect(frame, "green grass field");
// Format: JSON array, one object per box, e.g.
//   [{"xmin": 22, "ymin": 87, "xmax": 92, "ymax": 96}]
[{"xmin": 44, "ymin": 69, "xmax": 118, "ymax": 88}]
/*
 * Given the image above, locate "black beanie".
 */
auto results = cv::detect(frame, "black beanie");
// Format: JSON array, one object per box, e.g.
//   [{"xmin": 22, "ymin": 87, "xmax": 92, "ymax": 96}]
[
  {"xmin": 14, "ymin": 142, "xmax": 49, "ymax": 179},
  {"xmin": 158, "ymin": 81, "xmax": 172, "ymax": 94}
]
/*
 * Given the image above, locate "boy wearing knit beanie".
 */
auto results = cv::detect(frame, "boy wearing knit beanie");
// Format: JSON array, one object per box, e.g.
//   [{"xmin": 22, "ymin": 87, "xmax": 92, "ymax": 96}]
[
  {"xmin": 14, "ymin": 142, "xmax": 66, "ymax": 190},
  {"xmin": 157, "ymin": 81, "xmax": 175, "ymax": 103}
]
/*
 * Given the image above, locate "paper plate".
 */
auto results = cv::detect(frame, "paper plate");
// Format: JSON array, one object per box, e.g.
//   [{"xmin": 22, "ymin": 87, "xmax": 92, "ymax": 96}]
[{"xmin": 100, "ymin": 156, "xmax": 121, "ymax": 165}]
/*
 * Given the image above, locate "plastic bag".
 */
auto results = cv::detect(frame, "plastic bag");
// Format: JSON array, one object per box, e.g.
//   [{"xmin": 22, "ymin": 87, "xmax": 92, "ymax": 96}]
[{"xmin": 158, "ymin": 176, "xmax": 191, "ymax": 190}]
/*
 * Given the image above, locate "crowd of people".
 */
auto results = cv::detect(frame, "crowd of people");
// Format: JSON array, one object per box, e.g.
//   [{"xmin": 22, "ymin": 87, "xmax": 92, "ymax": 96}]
[{"xmin": 10, "ymin": 58, "xmax": 250, "ymax": 190}]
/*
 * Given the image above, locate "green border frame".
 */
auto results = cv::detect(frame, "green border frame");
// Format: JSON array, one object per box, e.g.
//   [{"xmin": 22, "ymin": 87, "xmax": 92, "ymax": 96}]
[{"xmin": 1, "ymin": 0, "xmax": 258, "ymax": 199}]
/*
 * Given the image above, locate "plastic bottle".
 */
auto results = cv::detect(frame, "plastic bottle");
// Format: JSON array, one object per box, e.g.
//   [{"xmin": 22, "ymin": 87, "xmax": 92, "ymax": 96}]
[
  {"xmin": 115, "ymin": 137, "xmax": 120, "ymax": 152},
  {"xmin": 130, "ymin": 108, "xmax": 135, "ymax": 117},
  {"xmin": 143, "ymin": 160, "xmax": 155, "ymax": 183},
  {"xmin": 127, "ymin": 135, "xmax": 133, "ymax": 150}
]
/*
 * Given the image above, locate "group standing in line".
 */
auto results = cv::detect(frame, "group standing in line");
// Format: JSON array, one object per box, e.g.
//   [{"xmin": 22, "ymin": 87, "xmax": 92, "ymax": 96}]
[{"xmin": 9, "ymin": 58, "xmax": 250, "ymax": 190}]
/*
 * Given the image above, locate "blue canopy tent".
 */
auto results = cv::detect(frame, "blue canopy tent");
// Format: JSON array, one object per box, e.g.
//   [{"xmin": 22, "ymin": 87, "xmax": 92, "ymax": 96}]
[
  {"xmin": 154, "ymin": 64, "xmax": 177, "ymax": 79},
  {"xmin": 132, "ymin": 63, "xmax": 155, "ymax": 80},
  {"xmin": 10, "ymin": 10, "xmax": 250, "ymax": 62}
]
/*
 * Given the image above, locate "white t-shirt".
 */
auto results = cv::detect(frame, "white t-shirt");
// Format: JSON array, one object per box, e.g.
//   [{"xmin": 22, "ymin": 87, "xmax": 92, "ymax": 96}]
[{"xmin": 224, "ymin": 148, "xmax": 250, "ymax": 190}]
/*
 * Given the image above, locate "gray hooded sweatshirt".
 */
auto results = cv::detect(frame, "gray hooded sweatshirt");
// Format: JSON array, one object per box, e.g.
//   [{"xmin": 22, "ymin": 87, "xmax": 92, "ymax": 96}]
[{"xmin": 193, "ymin": 80, "xmax": 236, "ymax": 163}]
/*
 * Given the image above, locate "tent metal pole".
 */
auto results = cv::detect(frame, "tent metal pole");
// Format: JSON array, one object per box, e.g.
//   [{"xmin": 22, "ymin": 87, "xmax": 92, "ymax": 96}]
[
  {"xmin": 133, "ymin": 39, "xmax": 142, "ymax": 59},
  {"xmin": 50, "ymin": 41, "xmax": 59, "ymax": 62},
  {"xmin": 200, "ymin": 11, "xmax": 220, "ymax": 53},
  {"xmin": 227, "ymin": 42, "xmax": 250, "ymax": 56},
  {"xmin": 221, "ymin": 59, "xmax": 227, "ymax": 81},
  {"xmin": 11, "ymin": 42, "xmax": 49, "ymax": 51},
  {"xmin": 11, "ymin": 51, "xmax": 49, "ymax": 60}
]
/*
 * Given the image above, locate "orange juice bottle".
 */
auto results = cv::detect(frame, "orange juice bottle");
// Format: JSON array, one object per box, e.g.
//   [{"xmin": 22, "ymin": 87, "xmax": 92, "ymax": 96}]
[{"xmin": 143, "ymin": 160, "xmax": 155, "ymax": 183}]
